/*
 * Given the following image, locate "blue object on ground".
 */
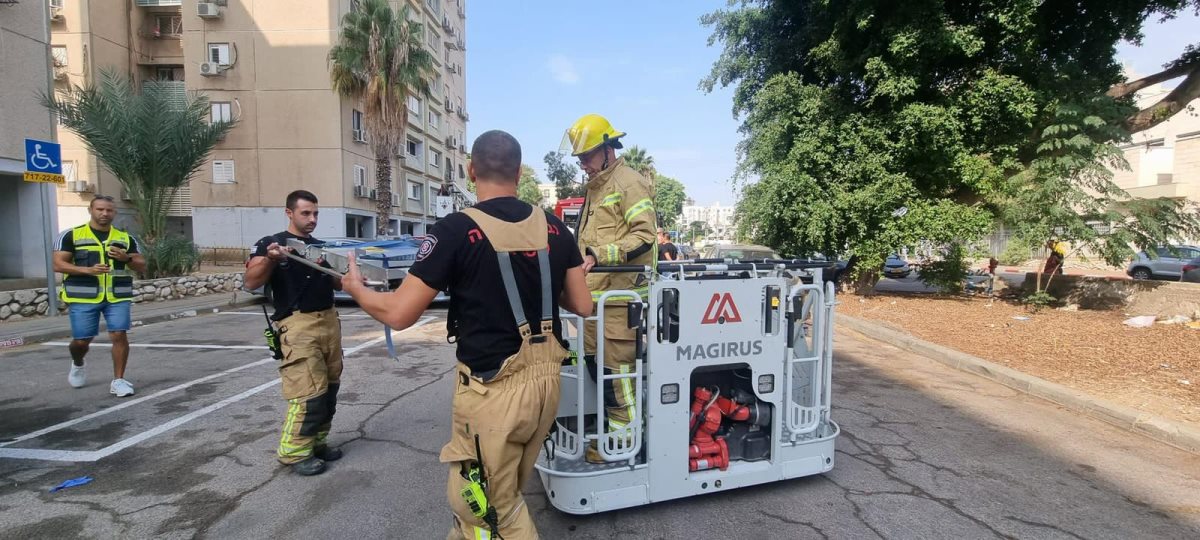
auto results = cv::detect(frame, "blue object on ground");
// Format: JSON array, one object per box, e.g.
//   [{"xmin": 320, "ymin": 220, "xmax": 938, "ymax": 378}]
[{"xmin": 49, "ymin": 476, "xmax": 93, "ymax": 492}]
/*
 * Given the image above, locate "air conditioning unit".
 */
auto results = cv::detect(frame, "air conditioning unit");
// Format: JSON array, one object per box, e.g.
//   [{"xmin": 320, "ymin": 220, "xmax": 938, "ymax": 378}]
[
  {"xmin": 458, "ymin": 143, "xmax": 466, "ymax": 153},
  {"xmin": 353, "ymin": 185, "xmax": 369, "ymax": 198},
  {"xmin": 199, "ymin": 62, "xmax": 224, "ymax": 77},
  {"xmin": 443, "ymin": 100, "xmax": 454, "ymax": 112},
  {"xmin": 65, "ymin": 180, "xmax": 93, "ymax": 193},
  {"xmin": 50, "ymin": 7, "xmax": 64, "ymax": 21},
  {"xmin": 353, "ymin": 129, "xmax": 368, "ymax": 143},
  {"xmin": 197, "ymin": 3, "xmax": 221, "ymax": 19}
]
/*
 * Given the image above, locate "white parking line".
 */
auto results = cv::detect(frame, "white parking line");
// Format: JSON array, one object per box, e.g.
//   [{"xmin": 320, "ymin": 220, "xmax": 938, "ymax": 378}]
[
  {"xmin": 43, "ymin": 342, "xmax": 267, "ymax": 350},
  {"xmin": 0, "ymin": 315, "xmax": 439, "ymax": 462}
]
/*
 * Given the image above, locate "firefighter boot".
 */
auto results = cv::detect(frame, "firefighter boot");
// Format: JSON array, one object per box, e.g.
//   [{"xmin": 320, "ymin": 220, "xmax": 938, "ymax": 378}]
[{"xmin": 290, "ymin": 456, "xmax": 326, "ymax": 476}]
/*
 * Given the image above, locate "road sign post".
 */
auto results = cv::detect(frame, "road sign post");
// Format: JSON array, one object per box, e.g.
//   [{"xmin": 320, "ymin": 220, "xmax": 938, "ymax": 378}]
[{"xmin": 26, "ymin": 139, "xmax": 63, "ymax": 317}]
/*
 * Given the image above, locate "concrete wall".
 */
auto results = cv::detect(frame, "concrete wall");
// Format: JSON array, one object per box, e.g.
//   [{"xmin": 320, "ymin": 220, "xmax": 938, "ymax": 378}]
[
  {"xmin": 1, "ymin": 0, "xmax": 59, "ymax": 280},
  {"xmin": 1022, "ymin": 273, "xmax": 1200, "ymax": 317},
  {"xmin": 192, "ymin": 206, "xmax": 349, "ymax": 248}
]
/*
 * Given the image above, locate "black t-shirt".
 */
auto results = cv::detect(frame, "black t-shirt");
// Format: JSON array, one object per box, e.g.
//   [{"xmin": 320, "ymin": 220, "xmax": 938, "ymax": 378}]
[
  {"xmin": 408, "ymin": 197, "xmax": 584, "ymax": 374},
  {"xmin": 252, "ymin": 232, "xmax": 335, "ymax": 320},
  {"xmin": 658, "ymin": 242, "xmax": 678, "ymax": 261},
  {"xmin": 55, "ymin": 227, "xmax": 141, "ymax": 254}
]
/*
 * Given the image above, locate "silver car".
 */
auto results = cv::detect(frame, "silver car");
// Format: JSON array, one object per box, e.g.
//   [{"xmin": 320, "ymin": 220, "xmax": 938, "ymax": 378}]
[{"xmin": 1126, "ymin": 245, "xmax": 1200, "ymax": 280}]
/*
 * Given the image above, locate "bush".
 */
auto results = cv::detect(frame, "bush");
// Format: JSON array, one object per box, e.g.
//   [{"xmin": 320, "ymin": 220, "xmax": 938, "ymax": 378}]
[
  {"xmin": 916, "ymin": 244, "xmax": 971, "ymax": 293},
  {"xmin": 999, "ymin": 238, "xmax": 1034, "ymax": 266},
  {"xmin": 1022, "ymin": 291, "xmax": 1056, "ymax": 312},
  {"xmin": 144, "ymin": 235, "xmax": 200, "ymax": 278}
]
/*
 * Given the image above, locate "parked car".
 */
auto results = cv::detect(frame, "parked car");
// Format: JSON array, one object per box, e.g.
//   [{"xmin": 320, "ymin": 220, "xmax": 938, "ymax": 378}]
[
  {"xmin": 1183, "ymin": 256, "xmax": 1200, "ymax": 283},
  {"xmin": 1126, "ymin": 245, "xmax": 1200, "ymax": 280},
  {"xmin": 699, "ymin": 244, "xmax": 779, "ymax": 260},
  {"xmin": 882, "ymin": 253, "xmax": 912, "ymax": 279}
]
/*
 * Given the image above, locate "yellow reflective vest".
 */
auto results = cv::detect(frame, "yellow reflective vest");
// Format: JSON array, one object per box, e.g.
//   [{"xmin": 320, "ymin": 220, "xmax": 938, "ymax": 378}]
[
  {"xmin": 576, "ymin": 158, "xmax": 657, "ymax": 303},
  {"xmin": 59, "ymin": 224, "xmax": 136, "ymax": 304}
]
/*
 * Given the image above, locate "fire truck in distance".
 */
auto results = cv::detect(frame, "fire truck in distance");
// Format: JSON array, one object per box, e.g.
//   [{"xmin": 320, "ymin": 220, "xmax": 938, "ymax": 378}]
[{"xmin": 554, "ymin": 197, "xmax": 585, "ymax": 234}]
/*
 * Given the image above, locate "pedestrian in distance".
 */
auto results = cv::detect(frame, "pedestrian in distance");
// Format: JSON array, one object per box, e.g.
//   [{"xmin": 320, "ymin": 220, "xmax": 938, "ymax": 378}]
[
  {"xmin": 243, "ymin": 190, "xmax": 346, "ymax": 477},
  {"xmin": 561, "ymin": 113, "xmax": 658, "ymax": 463},
  {"xmin": 54, "ymin": 195, "xmax": 146, "ymax": 397},
  {"xmin": 342, "ymin": 130, "xmax": 593, "ymax": 539},
  {"xmin": 657, "ymin": 227, "xmax": 678, "ymax": 261}
]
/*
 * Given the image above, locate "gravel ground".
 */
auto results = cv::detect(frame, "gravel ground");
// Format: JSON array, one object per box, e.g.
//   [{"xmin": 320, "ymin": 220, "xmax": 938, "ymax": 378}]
[{"xmin": 839, "ymin": 293, "xmax": 1200, "ymax": 427}]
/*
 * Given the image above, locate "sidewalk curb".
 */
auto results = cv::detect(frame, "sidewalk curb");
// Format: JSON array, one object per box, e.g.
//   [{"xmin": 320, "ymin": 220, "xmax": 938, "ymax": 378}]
[
  {"xmin": 0, "ymin": 295, "xmax": 266, "ymax": 349},
  {"xmin": 837, "ymin": 314, "xmax": 1200, "ymax": 455}
]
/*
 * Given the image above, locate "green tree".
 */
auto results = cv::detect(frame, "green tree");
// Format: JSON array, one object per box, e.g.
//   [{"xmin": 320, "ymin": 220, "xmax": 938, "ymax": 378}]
[
  {"xmin": 517, "ymin": 164, "xmax": 544, "ymax": 207},
  {"xmin": 653, "ymin": 174, "xmax": 687, "ymax": 230},
  {"xmin": 622, "ymin": 145, "xmax": 657, "ymax": 178},
  {"xmin": 705, "ymin": 1, "xmax": 1200, "ymax": 291},
  {"xmin": 545, "ymin": 151, "xmax": 584, "ymax": 200},
  {"xmin": 687, "ymin": 221, "xmax": 712, "ymax": 243},
  {"xmin": 330, "ymin": 0, "xmax": 433, "ymax": 236},
  {"xmin": 42, "ymin": 70, "xmax": 232, "ymax": 250}
]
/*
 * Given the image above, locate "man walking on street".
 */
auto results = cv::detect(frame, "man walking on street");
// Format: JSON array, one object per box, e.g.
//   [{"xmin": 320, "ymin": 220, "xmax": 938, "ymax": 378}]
[
  {"xmin": 657, "ymin": 227, "xmax": 678, "ymax": 261},
  {"xmin": 243, "ymin": 190, "xmax": 345, "ymax": 477},
  {"xmin": 561, "ymin": 113, "xmax": 658, "ymax": 463},
  {"xmin": 54, "ymin": 195, "xmax": 146, "ymax": 397},
  {"xmin": 342, "ymin": 130, "xmax": 593, "ymax": 539}
]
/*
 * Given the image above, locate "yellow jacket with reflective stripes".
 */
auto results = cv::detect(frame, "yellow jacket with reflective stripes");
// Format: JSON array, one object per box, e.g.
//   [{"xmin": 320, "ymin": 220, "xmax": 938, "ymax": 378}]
[
  {"xmin": 59, "ymin": 224, "xmax": 136, "ymax": 304},
  {"xmin": 577, "ymin": 158, "xmax": 657, "ymax": 303}
]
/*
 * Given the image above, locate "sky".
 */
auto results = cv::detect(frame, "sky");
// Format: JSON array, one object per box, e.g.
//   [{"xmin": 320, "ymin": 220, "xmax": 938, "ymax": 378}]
[{"xmin": 466, "ymin": 2, "xmax": 1199, "ymax": 208}]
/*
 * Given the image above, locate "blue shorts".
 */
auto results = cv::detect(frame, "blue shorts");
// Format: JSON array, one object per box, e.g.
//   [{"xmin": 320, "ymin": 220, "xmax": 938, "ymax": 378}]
[{"xmin": 68, "ymin": 301, "xmax": 132, "ymax": 340}]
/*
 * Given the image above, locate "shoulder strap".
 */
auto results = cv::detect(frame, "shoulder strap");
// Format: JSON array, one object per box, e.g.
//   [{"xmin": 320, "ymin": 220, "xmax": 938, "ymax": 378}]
[{"xmin": 460, "ymin": 206, "xmax": 553, "ymax": 334}]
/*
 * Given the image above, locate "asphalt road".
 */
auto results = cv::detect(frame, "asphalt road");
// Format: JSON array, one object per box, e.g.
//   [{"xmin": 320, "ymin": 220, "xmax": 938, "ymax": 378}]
[{"xmin": 0, "ymin": 306, "xmax": 1197, "ymax": 539}]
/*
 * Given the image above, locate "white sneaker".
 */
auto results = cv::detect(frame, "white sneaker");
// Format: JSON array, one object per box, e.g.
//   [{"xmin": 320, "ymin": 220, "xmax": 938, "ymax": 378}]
[
  {"xmin": 110, "ymin": 378, "xmax": 135, "ymax": 397},
  {"xmin": 68, "ymin": 363, "xmax": 86, "ymax": 388}
]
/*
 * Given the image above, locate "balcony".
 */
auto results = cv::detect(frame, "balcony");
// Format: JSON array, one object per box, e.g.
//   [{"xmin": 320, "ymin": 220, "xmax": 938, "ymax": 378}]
[
  {"xmin": 1125, "ymin": 182, "xmax": 1190, "ymax": 200},
  {"xmin": 136, "ymin": 0, "xmax": 182, "ymax": 6}
]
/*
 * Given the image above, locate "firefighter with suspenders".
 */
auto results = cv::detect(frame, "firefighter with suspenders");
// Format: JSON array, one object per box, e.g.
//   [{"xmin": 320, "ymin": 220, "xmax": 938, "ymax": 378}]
[{"xmin": 342, "ymin": 130, "xmax": 593, "ymax": 539}]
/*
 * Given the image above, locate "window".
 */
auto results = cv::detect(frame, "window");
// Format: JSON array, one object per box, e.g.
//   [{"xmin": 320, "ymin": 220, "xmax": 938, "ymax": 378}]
[
  {"xmin": 407, "ymin": 181, "xmax": 423, "ymax": 201},
  {"xmin": 353, "ymin": 165, "xmax": 367, "ymax": 186},
  {"xmin": 213, "ymin": 160, "xmax": 235, "ymax": 184},
  {"xmin": 407, "ymin": 95, "xmax": 421, "ymax": 115},
  {"xmin": 155, "ymin": 14, "xmax": 183, "ymax": 37},
  {"xmin": 211, "ymin": 102, "xmax": 232, "ymax": 123},
  {"xmin": 207, "ymin": 43, "xmax": 231, "ymax": 65},
  {"xmin": 51, "ymin": 46, "xmax": 68, "ymax": 67},
  {"xmin": 63, "ymin": 161, "xmax": 78, "ymax": 183},
  {"xmin": 405, "ymin": 137, "xmax": 424, "ymax": 166},
  {"xmin": 426, "ymin": 27, "xmax": 440, "ymax": 55},
  {"xmin": 156, "ymin": 67, "xmax": 177, "ymax": 81},
  {"xmin": 428, "ymin": 110, "xmax": 441, "ymax": 130},
  {"xmin": 429, "ymin": 148, "xmax": 443, "ymax": 168},
  {"xmin": 50, "ymin": 0, "xmax": 65, "ymax": 9},
  {"xmin": 352, "ymin": 109, "xmax": 366, "ymax": 142},
  {"xmin": 458, "ymin": 163, "xmax": 465, "ymax": 179}
]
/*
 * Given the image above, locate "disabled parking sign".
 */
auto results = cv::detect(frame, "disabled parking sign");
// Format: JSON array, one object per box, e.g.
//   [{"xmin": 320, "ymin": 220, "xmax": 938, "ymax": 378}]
[{"xmin": 24, "ymin": 138, "xmax": 65, "ymax": 185}]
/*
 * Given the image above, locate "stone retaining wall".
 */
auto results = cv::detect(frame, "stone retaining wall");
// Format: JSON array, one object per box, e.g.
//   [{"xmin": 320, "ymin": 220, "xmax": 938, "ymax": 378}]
[{"xmin": 0, "ymin": 272, "xmax": 245, "ymax": 322}]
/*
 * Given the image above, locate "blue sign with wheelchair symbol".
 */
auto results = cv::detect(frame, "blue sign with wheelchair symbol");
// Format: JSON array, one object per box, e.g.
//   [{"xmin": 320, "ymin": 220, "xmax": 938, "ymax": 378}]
[{"xmin": 25, "ymin": 139, "xmax": 62, "ymax": 175}]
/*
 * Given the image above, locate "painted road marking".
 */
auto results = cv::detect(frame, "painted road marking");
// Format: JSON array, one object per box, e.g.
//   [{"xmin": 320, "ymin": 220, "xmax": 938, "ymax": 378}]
[
  {"xmin": 0, "ymin": 316, "xmax": 438, "ymax": 462},
  {"xmin": 44, "ymin": 342, "xmax": 267, "ymax": 350}
]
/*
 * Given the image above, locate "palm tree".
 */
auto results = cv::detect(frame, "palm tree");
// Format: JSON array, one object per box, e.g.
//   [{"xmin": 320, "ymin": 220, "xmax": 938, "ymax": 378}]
[
  {"xmin": 622, "ymin": 145, "xmax": 656, "ymax": 178},
  {"xmin": 42, "ymin": 69, "xmax": 233, "ymax": 246},
  {"xmin": 330, "ymin": 0, "xmax": 434, "ymax": 236}
]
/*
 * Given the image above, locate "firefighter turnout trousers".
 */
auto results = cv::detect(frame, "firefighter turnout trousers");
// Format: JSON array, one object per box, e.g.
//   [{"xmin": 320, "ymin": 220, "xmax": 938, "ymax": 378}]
[
  {"xmin": 440, "ymin": 207, "xmax": 567, "ymax": 540},
  {"xmin": 276, "ymin": 308, "xmax": 343, "ymax": 464}
]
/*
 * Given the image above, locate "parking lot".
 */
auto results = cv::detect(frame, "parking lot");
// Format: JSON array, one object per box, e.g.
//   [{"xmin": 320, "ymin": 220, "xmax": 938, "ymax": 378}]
[{"xmin": 1, "ymin": 304, "xmax": 1198, "ymax": 539}]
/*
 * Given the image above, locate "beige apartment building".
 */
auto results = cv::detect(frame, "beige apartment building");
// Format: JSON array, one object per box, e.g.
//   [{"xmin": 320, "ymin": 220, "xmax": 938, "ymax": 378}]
[
  {"xmin": 51, "ymin": 0, "xmax": 471, "ymax": 247},
  {"xmin": 1, "ymin": 0, "xmax": 60, "ymax": 284},
  {"xmin": 1111, "ymin": 87, "xmax": 1200, "ymax": 209}
]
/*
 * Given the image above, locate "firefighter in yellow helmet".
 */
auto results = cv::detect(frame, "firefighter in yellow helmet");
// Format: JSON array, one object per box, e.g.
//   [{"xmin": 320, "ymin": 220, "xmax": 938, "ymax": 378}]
[{"xmin": 561, "ymin": 113, "xmax": 657, "ymax": 463}]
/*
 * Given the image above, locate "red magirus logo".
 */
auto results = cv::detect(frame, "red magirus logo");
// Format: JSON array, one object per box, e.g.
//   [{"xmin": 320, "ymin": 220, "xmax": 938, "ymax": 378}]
[{"xmin": 701, "ymin": 293, "xmax": 742, "ymax": 324}]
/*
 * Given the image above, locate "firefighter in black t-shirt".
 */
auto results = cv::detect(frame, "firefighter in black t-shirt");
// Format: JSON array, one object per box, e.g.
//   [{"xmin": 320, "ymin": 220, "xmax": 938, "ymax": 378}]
[
  {"xmin": 343, "ymin": 131, "xmax": 593, "ymax": 540},
  {"xmin": 243, "ymin": 190, "xmax": 345, "ymax": 477}
]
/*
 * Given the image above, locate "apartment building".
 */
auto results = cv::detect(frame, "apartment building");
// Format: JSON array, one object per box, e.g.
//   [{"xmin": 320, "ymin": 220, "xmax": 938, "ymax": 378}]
[
  {"xmin": 681, "ymin": 201, "xmax": 736, "ymax": 236},
  {"xmin": 50, "ymin": 0, "xmax": 471, "ymax": 247},
  {"xmin": 1, "ymin": 0, "xmax": 60, "ymax": 283},
  {"xmin": 1111, "ymin": 86, "xmax": 1200, "ymax": 208}
]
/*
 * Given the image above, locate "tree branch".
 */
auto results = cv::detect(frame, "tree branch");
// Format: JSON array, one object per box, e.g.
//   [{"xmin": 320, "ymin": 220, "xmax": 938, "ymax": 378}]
[
  {"xmin": 1122, "ymin": 67, "xmax": 1200, "ymax": 133},
  {"xmin": 1107, "ymin": 60, "xmax": 1200, "ymax": 98}
]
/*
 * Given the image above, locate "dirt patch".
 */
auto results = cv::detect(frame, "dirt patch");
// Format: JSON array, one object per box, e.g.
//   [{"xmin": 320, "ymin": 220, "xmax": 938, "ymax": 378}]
[{"xmin": 839, "ymin": 293, "xmax": 1200, "ymax": 427}]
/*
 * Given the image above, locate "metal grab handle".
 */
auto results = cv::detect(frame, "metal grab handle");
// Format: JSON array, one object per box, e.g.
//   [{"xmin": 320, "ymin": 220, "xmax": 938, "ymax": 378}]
[
  {"xmin": 281, "ymin": 251, "xmax": 386, "ymax": 288},
  {"xmin": 593, "ymin": 290, "xmax": 645, "ymax": 464}
]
